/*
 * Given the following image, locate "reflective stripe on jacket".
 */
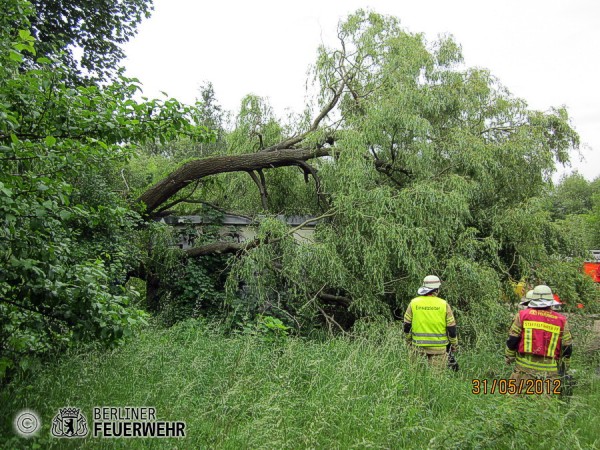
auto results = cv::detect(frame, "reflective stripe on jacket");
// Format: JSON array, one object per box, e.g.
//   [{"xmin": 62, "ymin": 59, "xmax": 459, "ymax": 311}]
[
  {"xmin": 515, "ymin": 354, "xmax": 558, "ymax": 373},
  {"xmin": 411, "ymin": 296, "xmax": 448, "ymax": 348}
]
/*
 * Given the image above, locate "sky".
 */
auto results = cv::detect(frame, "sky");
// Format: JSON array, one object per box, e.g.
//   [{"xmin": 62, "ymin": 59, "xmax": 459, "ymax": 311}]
[{"xmin": 123, "ymin": 0, "xmax": 600, "ymax": 181}]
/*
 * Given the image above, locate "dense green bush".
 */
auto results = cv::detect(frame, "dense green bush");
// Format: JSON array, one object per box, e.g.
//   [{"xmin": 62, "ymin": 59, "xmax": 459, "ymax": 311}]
[{"xmin": 0, "ymin": 0, "xmax": 213, "ymax": 381}]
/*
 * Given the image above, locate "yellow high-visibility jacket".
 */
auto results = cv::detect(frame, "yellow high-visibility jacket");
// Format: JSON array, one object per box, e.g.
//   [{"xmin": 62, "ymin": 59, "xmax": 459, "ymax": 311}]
[{"xmin": 404, "ymin": 295, "xmax": 457, "ymax": 352}]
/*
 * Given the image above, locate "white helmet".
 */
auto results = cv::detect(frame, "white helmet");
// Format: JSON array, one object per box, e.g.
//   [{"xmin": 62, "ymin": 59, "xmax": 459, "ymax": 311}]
[
  {"xmin": 423, "ymin": 275, "xmax": 441, "ymax": 289},
  {"xmin": 528, "ymin": 284, "xmax": 560, "ymax": 308},
  {"xmin": 417, "ymin": 275, "xmax": 441, "ymax": 295}
]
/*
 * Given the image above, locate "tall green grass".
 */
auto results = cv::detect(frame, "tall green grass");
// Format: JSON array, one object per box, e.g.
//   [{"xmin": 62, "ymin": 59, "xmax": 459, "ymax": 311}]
[{"xmin": 1, "ymin": 320, "xmax": 599, "ymax": 449}]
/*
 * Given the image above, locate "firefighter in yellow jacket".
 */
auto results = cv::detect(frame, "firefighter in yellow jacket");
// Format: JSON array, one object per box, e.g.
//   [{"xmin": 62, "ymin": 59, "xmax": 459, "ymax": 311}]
[
  {"xmin": 403, "ymin": 275, "xmax": 458, "ymax": 370},
  {"xmin": 505, "ymin": 284, "xmax": 573, "ymax": 393}
]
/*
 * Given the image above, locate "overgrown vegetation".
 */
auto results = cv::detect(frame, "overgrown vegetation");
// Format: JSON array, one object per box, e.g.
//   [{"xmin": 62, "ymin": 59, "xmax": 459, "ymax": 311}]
[{"xmin": 0, "ymin": 320, "xmax": 598, "ymax": 448}]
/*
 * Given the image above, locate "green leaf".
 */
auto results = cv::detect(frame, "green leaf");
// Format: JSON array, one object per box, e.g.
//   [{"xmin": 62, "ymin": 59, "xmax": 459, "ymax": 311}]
[
  {"xmin": 0, "ymin": 185, "xmax": 13, "ymax": 197},
  {"xmin": 18, "ymin": 29, "xmax": 32, "ymax": 40},
  {"xmin": 9, "ymin": 49, "xmax": 23, "ymax": 61},
  {"xmin": 45, "ymin": 135, "xmax": 57, "ymax": 146}
]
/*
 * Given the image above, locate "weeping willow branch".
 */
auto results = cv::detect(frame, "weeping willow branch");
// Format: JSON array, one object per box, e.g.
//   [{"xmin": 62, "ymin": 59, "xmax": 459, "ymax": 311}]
[
  {"xmin": 138, "ymin": 36, "xmax": 353, "ymax": 215},
  {"xmin": 287, "ymin": 210, "xmax": 336, "ymax": 234},
  {"xmin": 295, "ymin": 160, "xmax": 329, "ymax": 209},
  {"xmin": 247, "ymin": 170, "xmax": 268, "ymax": 210},
  {"xmin": 389, "ymin": 129, "xmax": 398, "ymax": 163},
  {"xmin": 373, "ymin": 159, "xmax": 412, "ymax": 187}
]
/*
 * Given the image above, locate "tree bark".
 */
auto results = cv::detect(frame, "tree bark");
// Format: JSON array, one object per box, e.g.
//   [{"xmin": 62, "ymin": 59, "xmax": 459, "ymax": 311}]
[{"xmin": 138, "ymin": 147, "xmax": 330, "ymax": 214}]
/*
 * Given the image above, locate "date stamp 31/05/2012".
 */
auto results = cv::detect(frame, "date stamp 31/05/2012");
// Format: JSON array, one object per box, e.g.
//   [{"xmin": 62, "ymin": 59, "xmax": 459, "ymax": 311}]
[{"xmin": 472, "ymin": 378, "xmax": 561, "ymax": 395}]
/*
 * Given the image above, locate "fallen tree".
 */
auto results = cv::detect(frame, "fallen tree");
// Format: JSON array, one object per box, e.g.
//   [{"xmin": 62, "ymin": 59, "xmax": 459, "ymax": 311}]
[{"xmin": 130, "ymin": 11, "xmax": 597, "ymax": 334}]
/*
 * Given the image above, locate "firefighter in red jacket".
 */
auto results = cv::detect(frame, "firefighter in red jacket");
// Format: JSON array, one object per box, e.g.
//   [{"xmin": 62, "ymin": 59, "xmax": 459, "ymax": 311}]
[{"xmin": 505, "ymin": 284, "xmax": 573, "ymax": 392}]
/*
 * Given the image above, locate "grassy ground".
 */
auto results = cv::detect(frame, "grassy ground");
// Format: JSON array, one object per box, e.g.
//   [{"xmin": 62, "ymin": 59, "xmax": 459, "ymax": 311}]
[{"xmin": 1, "ymin": 319, "xmax": 599, "ymax": 449}]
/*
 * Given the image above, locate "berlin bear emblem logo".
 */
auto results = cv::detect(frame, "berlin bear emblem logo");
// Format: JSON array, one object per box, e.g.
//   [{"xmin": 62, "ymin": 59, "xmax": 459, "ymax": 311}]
[{"xmin": 51, "ymin": 407, "xmax": 88, "ymax": 438}]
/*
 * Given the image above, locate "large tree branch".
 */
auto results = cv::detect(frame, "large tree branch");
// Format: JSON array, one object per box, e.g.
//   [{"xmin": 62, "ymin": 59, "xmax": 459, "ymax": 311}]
[
  {"xmin": 138, "ymin": 42, "xmax": 350, "ymax": 216},
  {"xmin": 262, "ymin": 49, "xmax": 347, "ymax": 152},
  {"xmin": 138, "ymin": 147, "xmax": 331, "ymax": 214},
  {"xmin": 261, "ymin": 78, "xmax": 345, "ymax": 153},
  {"xmin": 373, "ymin": 159, "xmax": 412, "ymax": 187}
]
